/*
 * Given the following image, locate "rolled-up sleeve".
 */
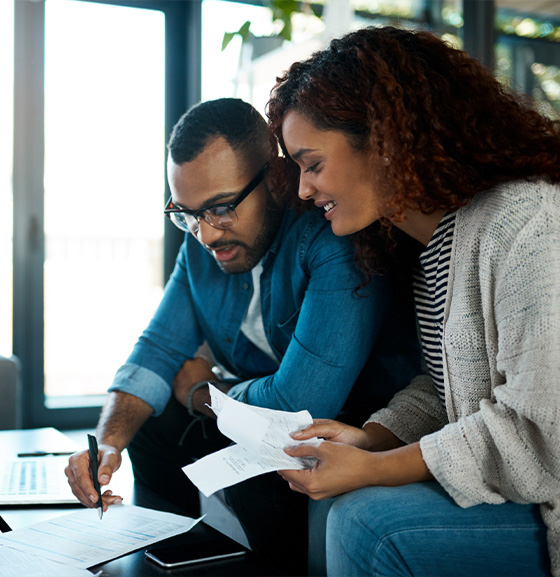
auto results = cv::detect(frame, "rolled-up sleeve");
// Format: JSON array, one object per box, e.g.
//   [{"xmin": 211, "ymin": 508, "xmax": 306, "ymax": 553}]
[{"xmin": 108, "ymin": 363, "xmax": 171, "ymax": 416}]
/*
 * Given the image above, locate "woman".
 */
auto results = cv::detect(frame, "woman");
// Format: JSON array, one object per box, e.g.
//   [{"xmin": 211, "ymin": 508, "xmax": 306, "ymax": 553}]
[{"xmin": 267, "ymin": 26, "xmax": 560, "ymax": 577}]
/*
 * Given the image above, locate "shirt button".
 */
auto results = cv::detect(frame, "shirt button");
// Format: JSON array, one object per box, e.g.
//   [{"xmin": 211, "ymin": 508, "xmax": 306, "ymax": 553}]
[
  {"xmin": 225, "ymin": 337, "xmax": 231, "ymax": 343},
  {"xmin": 242, "ymin": 282, "xmax": 250, "ymax": 290}
]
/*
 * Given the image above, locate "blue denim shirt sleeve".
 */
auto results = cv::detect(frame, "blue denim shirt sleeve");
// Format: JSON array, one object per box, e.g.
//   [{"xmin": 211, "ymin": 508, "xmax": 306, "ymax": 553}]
[
  {"xmin": 227, "ymin": 219, "xmax": 388, "ymax": 419},
  {"xmin": 108, "ymin": 363, "xmax": 171, "ymax": 414}
]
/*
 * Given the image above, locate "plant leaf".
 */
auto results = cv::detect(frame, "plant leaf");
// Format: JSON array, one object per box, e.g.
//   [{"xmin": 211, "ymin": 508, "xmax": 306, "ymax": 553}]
[
  {"xmin": 222, "ymin": 31, "xmax": 235, "ymax": 51},
  {"xmin": 238, "ymin": 20, "xmax": 252, "ymax": 42},
  {"xmin": 221, "ymin": 20, "xmax": 252, "ymax": 51}
]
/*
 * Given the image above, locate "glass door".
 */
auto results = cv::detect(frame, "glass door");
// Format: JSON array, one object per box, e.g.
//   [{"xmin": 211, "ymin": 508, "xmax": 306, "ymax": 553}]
[{"xmin": 43, "ymin": 0, "xmax": 165, "ymax": 404}]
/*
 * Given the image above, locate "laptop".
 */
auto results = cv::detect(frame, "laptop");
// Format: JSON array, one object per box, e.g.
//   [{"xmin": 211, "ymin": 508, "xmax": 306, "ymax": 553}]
[
  {"xmin": 0, "ymin": 427, "xmax": 79, "ymax": 506},
  {"xmin": 0, "ymin": 455, "xmax": 77, "ymax": 505}
]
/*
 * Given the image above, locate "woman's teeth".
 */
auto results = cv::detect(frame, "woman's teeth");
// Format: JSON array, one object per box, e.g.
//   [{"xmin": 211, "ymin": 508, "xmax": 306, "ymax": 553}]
[{"xmin": 324, "ymin": 201, "xmax": 337, "ymax": 212}]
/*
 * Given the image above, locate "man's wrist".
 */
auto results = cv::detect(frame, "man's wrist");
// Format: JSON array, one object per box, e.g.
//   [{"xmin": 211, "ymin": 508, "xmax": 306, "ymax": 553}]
[{"xmin": 187, "ymin": 380, "xmax": 214, "ymax": 416}]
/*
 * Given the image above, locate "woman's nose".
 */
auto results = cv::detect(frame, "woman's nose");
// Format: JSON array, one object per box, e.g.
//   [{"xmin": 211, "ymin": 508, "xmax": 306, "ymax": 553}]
[{"xmin": 298, "ymin": 173, "xmax": 315, "ymax": 200}]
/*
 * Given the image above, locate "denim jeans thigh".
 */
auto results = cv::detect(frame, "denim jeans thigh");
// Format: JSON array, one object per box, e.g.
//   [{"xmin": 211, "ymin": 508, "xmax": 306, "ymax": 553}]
[{"xmin": 325, "ymin": 481, "xmax": 550, "ymax": 577}]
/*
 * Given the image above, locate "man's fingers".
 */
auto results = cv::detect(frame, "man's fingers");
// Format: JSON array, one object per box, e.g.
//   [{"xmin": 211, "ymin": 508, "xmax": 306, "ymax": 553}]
[
  {"xmin": 101, "ymin": 490, "xmax": 123, "ymax": 511},
  {"xmin": 98, "ymin": 443, "xmax": 122, "ymax": 478},
  {"xmin": 65, "ymin": 446, "xmax": 122, "ymax": 508},
  {"xmin": 97, "ymin": 451, "xmax": 120, "ymax": 485},
  {"xmin": 65, "ymin": 451, "xmax": 98, "ymax": 507}
]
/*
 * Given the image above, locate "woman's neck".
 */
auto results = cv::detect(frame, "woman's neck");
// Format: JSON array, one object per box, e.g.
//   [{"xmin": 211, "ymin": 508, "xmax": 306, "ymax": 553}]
[{"xmin": 392, "ymin": 209, "xmax": 448, "ymax": 246}]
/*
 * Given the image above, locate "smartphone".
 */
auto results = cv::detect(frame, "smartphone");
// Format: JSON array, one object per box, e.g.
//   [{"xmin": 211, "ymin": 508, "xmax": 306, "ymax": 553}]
[{"xmin": 145, "ymin": 539, "xmax": 247, "ymax": 568}]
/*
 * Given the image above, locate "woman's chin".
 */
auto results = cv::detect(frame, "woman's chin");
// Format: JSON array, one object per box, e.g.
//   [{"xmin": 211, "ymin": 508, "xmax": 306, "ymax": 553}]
[{"xmin": 330, "ymin": 218, "xmax": 369, "ymax": 237}]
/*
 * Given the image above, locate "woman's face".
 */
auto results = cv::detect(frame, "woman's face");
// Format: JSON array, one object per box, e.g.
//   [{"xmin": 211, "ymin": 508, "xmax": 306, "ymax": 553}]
[{"xmin": 282, "ymin": 110, "xmax": 390, "ymax": 236}]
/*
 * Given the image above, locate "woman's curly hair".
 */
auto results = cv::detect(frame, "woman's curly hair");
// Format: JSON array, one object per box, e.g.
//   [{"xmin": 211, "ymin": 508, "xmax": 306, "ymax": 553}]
[{"xmin": 267, "ymin": 25, "xmax": 560, "ymax": 278}]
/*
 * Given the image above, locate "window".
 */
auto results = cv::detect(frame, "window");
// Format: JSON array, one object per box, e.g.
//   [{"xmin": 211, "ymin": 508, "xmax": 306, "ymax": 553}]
[
  {"xmin": 0, "ymin": 0, "xmax": 14, "ymax": 357},
  {"xmin": 201, "ymin": 0, "xmax": 323, "ymax": 114},
  {"xmin": 43, "ymin": 0, "xmax": 165, "ymax": 402},
  {"xmin": 13, "ymin": 0, "xmax": 200, "ymax": 428}
]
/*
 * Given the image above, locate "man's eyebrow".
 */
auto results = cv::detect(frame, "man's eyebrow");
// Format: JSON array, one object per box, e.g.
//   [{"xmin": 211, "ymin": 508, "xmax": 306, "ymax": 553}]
[
  {"xmin": 291, "ymin": 148, "xmax": 318, "ymax": 161},
  {"xmin": 176, "ymin": 191, "xmax": 237, "ymax": 212},
  {"xmin": 200, "ymin": 191, "xmax": 237, "ymax": 208}
]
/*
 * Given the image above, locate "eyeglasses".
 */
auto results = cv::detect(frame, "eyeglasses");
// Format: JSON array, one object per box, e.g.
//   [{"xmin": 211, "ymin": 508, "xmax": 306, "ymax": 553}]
[{"xmin": 164, "ymin": 163, "xmax": 269, "ymax": 233}]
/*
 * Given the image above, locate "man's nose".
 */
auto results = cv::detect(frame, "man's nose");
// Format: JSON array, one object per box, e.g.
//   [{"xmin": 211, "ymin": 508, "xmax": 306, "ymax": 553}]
[
  {"xmin": 298, "ymin": 172, "xmax": 315, "ymax": 201},
  {"xmin": 195, "ymin": 219, "xmax": 226, "ymax": 245}
]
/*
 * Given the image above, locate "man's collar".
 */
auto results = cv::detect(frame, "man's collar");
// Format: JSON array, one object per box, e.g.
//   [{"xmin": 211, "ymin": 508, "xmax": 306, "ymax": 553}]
[{"xmin": 261, "ymin": 209, "xmax": 296, "ymax": 268}]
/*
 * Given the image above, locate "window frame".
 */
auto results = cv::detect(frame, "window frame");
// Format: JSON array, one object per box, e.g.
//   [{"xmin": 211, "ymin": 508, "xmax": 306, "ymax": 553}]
[{"xmin": 13, "ymin": 0, "xmax": 200, "ymax": 429}]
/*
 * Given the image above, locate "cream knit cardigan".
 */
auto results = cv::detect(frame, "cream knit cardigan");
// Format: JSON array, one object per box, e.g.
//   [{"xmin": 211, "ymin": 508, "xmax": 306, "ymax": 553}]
[{"xmin": 366, "ymin": 179, "xmax": 560, "ymax": 575}]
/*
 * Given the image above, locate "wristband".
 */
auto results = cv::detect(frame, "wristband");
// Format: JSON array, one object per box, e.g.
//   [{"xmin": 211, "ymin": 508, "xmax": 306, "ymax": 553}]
[{"xmin": 186, "ymin": 380, "xmax": 213, "ymax": 417}]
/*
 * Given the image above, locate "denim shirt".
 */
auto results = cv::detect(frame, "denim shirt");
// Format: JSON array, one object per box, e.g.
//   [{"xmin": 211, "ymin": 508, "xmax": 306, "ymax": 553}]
[{"xmin": 109, "ymin": 209, "xmax": 420, "ymax": 417}]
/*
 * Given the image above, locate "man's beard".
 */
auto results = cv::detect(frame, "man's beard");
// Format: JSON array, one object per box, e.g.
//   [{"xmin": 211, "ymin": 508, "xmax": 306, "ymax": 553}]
[{"xmin": 211, "ymin": 193, "xmax": 283, "ymax": 274}]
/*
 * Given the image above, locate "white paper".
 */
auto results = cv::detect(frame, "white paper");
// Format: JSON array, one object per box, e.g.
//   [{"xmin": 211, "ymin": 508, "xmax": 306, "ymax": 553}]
[
  {"xmin": 0, "ymin": 504, "xmax": 202, "ymax": 570},
  {"xmin": 0, "ymin": 545, "xmax": 99, "ymax": 577},
  {"xmin": 185, "ymin": 444, "xmax": 280, "ymax": 497},
  {"xmin": 217, "ymin": 399, "xmax": 269, "ymax": 454},
  {"xmin": 184, "ymin": 385, "xmax": 321, "ymax": 496}
]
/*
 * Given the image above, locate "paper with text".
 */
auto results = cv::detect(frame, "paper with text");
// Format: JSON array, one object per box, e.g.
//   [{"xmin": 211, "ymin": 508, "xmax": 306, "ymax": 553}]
[
  {"xmin": 0, "ymin": 504, "xmax": 202, "ymax": 570},
  {"xmin": 183, "ymin": 385, "xmax": 321, "ymax": 496},
  {"xmin": 0, "ymin": 545, "xmax": 100, "ymax": 577}
]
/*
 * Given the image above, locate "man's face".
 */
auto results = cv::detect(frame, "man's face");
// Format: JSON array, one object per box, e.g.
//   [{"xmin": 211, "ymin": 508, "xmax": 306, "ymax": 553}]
[{"xmin": 167, "ymin": 137, "xmax": 282, "ymax": 274}]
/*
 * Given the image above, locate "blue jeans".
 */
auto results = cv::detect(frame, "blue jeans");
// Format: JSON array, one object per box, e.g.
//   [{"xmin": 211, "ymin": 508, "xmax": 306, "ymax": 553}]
[{"xmin": 309, "ymin": 481, "xmax": 551, "ymax": 577}]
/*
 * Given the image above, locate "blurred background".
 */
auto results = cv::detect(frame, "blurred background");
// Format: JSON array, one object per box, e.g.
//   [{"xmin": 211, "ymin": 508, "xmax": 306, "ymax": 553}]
[{"xmin": 1, "ymin": 0, "xmax": 558, "ymax": 429}]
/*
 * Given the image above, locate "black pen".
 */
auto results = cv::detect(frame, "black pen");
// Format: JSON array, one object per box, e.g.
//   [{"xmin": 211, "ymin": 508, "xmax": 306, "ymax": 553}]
[
  {"xmin": 17, "ymin": 451, "xmax": 75, "ymax": 458},
  {"xmin": 87, "ymin": 434, "xmax": 103, "ymax": 520}
]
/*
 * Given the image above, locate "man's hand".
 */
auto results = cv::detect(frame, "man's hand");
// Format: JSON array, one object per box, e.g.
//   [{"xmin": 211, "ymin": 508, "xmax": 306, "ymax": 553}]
[
  {"xmin": 173, "ymin": 357, "xmax": 217, "ymax": 417},
  {"xmin": 65, "ymin": 443, "xmax": 123, "ymax": 512},
  {"xmin": 173, "ymin": 357, "xmax": 215, "ymax": 409},
  {"xmin": 64, "ymin": 391, "xmax": 153, "ymax": 511}
]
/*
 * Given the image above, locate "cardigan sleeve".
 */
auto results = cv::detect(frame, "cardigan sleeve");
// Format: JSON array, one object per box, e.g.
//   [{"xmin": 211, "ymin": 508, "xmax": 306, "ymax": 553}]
[
  {"xmin": 419, "ymin": 186, "xmax": 560, "ymax": 577},
  {"xmin": 421, "ymin": 186, "xmax": 560, "ymax": 506},
  {"xmin": 364, "ymin": 374, "xmax": 448, "ymax": 443}
]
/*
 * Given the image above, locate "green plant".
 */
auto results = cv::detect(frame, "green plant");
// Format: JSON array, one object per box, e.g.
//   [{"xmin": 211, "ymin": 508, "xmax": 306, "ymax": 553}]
[{"xmin": 221, "ymin": 0, "xmax": 314, "ymax": 51}]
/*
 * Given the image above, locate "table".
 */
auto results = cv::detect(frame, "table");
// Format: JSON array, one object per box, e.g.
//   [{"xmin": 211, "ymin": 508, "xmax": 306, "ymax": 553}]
[{"xmin": 0, "ymin": 429, "xmax": 293, "ymax": 576}]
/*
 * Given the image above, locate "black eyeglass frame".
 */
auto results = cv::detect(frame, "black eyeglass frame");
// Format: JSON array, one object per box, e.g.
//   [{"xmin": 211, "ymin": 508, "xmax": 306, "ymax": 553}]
[{"xmin": 164, "ymin": 162, "xmax": 269, "ymax": 231}]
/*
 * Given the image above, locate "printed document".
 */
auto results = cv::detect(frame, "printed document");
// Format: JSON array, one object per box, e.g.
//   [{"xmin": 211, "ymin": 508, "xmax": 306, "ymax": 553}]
[
  {"xmin": 183, "ymin": 385, "xmax": 321, "ymax": 496},
  {"xmin": 0, "ymin": 546, "xmax": 100, "ymax": 577},
  {"xmin": 0, "ymin": 504, "xmax": 202, "ymax": 570}
]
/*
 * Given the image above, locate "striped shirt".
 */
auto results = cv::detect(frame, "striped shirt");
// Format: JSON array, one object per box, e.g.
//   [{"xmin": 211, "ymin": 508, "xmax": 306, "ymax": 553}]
[{"xmin": 413, "ymin": 211, "xmax": 456, "ymax": 406}]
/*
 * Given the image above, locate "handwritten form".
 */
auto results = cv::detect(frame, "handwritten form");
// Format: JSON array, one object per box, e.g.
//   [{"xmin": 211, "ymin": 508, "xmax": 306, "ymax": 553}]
[
  {"xmin": 0, "ymin": 504, "xmax": 202, "ymax": 572},
  {"xmin": 183, "ymin": 385, "xmax": 321, "ymax": 496}
]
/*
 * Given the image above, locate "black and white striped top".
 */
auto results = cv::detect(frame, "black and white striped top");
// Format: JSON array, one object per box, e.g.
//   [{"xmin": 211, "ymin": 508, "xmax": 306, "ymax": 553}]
[{"xmin": 413, "ymin": 211, "xmax": 456, "ymax": 406}]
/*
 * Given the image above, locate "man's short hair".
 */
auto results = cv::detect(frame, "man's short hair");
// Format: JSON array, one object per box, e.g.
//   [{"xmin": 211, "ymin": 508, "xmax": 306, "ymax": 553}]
[{"xmin": 168, "ymin": 98, "xmax": 271, "ymax": 167}]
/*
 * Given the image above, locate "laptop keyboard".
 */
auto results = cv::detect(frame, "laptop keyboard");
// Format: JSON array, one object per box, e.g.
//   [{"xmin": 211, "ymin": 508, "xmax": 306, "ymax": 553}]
[
  {"xmin": 0, "ymin": 456, "xmax": 76, "ymax": 503},
  {"xmin": 2, "ymin": 459, "xmax": 52, "ymax": 496}
]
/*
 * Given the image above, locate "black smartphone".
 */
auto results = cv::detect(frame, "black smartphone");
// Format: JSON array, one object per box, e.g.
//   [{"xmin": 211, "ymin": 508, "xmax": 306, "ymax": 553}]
[{"xmin": 145, "ymin": 539, "xmax": 247, "ymax": 568}]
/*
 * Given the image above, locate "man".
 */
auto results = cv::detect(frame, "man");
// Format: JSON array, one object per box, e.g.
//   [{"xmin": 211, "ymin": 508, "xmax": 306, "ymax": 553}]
[{"xmin": 65, "ymin": 98, "xmax": 419, "ymax": 570}]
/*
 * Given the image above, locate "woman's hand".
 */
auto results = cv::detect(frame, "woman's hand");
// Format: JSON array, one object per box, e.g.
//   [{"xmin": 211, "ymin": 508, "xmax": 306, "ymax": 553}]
[
  {"xmin": 280, "ymin": 441, "xmax": 377, "ymax": 500},
  {"xmin": 291, "ymin": 419, "xmax": 406, "ymax": 452},
  {"xmin": 291, "ymin": 419, "xmax": 371, "ymax": 449},
  {"xmin": 280, "ymin": 440, "xmax": 433, "ymax": 500}
]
